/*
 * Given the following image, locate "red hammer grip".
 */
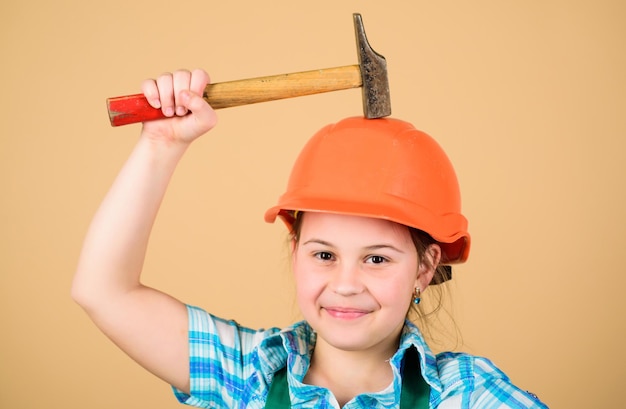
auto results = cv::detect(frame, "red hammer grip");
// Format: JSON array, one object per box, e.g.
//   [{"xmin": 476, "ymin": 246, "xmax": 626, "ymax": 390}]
[{"xmin": 107, "ymin": 94, "xmax": 167, "ymax": 127}]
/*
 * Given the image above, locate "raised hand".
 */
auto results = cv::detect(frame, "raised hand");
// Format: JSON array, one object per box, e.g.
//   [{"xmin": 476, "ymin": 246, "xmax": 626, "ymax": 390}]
[{"xmin": 140, "ymin": 68, "xmax": 217, "ymax": 144}]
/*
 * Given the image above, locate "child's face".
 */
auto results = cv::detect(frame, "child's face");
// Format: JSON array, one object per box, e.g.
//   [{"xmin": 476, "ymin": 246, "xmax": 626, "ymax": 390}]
[{"xmin": 292, "ymin": 212, "xmax": 422, "ymax": 354}]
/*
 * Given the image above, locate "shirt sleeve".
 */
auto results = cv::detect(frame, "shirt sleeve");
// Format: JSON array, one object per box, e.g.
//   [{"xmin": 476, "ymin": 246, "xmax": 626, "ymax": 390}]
[
  {"xmin": 172, "ymin": 305, "xmax": 279, "ymax": 408},
  {"xmin": 436, "ymin": 352, "xmax": 549, "ymax": 409}
]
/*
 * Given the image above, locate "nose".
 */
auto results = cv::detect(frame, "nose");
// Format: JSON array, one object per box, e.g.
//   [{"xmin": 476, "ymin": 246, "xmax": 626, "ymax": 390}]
[{"xmin": 329, "ymin": 262, "xmax": 365, "ymax": 296}]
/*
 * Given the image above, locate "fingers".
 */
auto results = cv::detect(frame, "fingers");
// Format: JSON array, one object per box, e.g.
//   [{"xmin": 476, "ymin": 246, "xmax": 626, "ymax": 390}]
[
  {"xmin": 141, "ymin": 69, "xmax": 210, "ymax": 118},
  {"xmin": 172, "ymin": 70, "xmax": 191, "ymax": 116},
  {"xmin": 155, "ymin": 72, "xmax": 178, "ymax": 117},
  {"xmin": 141, "ymin": 78, "xmax": 162, "ymax": 110},
  {"xmin": 141, "ymin": 69, "xmax": 216, "ymax": 142},
  {"xmin": 189, "ymin": 68, "xmax": 210, "ymax": 97}
]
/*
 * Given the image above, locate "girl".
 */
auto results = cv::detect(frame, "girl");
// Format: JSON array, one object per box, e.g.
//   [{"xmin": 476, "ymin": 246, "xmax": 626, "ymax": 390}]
[{"xmin": 72, "ymin": 69, "xmax": 547, "ymax": 408}]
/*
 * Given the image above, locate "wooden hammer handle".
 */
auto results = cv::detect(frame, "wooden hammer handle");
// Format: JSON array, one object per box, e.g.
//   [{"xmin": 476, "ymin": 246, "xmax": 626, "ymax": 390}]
[{"xmin": 107, "ymin": 65, "xmax": 362, "ymax": 126}]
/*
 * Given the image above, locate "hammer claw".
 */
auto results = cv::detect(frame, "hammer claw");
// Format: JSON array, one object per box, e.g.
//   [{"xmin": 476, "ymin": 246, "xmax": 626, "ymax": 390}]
[{"xmin": 353, "ymin": 13, "xmax": 391, "ymax": 119}]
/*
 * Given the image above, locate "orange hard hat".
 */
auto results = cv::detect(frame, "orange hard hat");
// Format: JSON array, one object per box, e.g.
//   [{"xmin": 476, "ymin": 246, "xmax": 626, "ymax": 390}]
[{"xmin": 264, "ymin": 117, "xmax": 470, "ymax": 264}]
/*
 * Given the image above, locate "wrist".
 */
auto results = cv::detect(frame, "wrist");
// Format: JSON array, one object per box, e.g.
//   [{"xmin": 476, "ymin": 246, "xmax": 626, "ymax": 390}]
[{"xmin": 136, "ymin": 131, "xmax": 191, "ymax": 167}]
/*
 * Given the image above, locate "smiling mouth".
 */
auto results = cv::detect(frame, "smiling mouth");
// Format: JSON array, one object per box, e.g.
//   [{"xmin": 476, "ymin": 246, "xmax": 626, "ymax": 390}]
[{"xmin": 323, "ymin": 307, "xmax": 370, "ymax": 320}]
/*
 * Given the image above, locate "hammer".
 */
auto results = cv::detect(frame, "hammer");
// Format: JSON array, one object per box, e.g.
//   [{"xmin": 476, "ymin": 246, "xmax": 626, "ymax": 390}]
[{"xmin": 106, "ymin": 13, "xmax": 390, "ymax": 126}]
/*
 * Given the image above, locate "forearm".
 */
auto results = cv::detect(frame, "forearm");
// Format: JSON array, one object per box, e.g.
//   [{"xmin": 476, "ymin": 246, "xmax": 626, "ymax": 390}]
[
  {"xmin": 72, "ymin": 136, "xmax": 189, "ymax": 308},
  {"xmin": 71, "ymin": 69, "xmax": 215, "ymax": 390}
]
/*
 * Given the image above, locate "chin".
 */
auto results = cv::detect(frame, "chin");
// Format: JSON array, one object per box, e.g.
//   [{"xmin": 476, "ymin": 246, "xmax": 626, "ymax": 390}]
[
  {"xmin": 324, "ymin": 335, "xmax": 375, "ymax": 352},
  {"xmin": 317, "ymin": 324, "xmax": 395, "ymax": 352}
]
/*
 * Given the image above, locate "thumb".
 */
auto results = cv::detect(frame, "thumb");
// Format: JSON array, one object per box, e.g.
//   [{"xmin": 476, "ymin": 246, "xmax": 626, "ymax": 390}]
[{"xmin": 179, "ymin": 89, "xmax": 218, "ymax": 136}]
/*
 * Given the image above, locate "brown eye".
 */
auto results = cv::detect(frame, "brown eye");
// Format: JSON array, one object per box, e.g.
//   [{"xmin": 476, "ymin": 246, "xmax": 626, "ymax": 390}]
[
  {"xmin": 366, "ymin": 255, "xmax": 387, "ymax": 264},
  {"xmin": 315, "ymin": 252, "xmax": 334, "ymax": 261}
]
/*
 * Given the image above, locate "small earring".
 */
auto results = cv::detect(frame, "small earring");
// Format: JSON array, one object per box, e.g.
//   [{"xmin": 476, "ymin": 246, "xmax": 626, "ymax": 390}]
[{"xmin": 413, "ymin": 287, "xmax": 421, "ymax": 305}]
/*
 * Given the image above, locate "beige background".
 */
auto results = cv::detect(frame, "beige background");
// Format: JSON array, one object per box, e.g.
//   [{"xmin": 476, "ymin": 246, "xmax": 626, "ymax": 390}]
[{"xmin": 1, "ymin": 1, "xmax": 625, "ymax": 408}]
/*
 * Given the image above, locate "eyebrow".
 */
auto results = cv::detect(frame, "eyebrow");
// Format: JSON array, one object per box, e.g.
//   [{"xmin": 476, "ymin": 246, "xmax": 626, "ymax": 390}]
[
  {"xmin": 301, "ymin": 239, "xmax": 334, "ymax": 247},
  {"xmin": 365, "ymin": 244, "xmax": 405, "ymax": 253},
  {"xmin": 301, "ymin": 239, "xmax": 405, "ymax": 253}
]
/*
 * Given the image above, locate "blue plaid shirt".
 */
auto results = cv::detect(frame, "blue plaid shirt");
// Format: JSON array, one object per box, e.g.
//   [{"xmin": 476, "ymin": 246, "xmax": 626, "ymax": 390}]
[{"xmin": 173, "ymin": 305, "xmax": 547, "ymax": 408}]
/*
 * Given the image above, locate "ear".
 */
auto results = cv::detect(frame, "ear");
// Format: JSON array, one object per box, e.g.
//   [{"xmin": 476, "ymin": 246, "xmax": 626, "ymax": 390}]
[{"xmin": 415, "ymin": 244, "xmax": 442, "ymax": 291}]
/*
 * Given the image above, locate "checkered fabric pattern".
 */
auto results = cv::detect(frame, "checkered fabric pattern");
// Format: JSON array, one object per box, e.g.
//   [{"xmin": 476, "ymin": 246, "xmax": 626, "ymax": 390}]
[{"xmin": 172, "ymin": 305, "xmax": 548, "ymax": 408}]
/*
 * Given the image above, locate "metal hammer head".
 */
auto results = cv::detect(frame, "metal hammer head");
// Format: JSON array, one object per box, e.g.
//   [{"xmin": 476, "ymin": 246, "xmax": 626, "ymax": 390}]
[{"xmin": 353, "ymin": 13, "xmax": 391, "ymax": 118}]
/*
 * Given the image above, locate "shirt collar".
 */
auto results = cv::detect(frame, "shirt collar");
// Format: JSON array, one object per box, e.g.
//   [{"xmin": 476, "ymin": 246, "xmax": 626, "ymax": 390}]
[
  {"xmin": 393, "ymin": 320, "xmax": 443, "ymax": 394},
  {"xmin": 256, "ymin": 319, "xmax": 442, "ymax": 397},
  {"xmin": 256, "ymin": 320, "xmax": 316, "ymax": 383}
]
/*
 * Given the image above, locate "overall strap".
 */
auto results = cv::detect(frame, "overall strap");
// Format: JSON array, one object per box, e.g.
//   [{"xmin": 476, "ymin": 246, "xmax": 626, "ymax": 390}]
[
  {"xmin": 399, "ymin": 346, "xmax": 431, "ymax": 408},
  {"xmin": 265, "ymin": 366, "xmax": 291, "ymax": 409},
  {"xmin": 265, "ymin": 347, "xmax": 430, "ymax": 408}
]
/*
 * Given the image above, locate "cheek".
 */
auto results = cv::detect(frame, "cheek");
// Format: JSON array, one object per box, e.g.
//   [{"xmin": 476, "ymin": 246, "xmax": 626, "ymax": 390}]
[
  {"xmin": 372, "ymin": 282, "xmax": 410, "ymax": 304},
  {"xmin": 293, "ymin": 264, "xmax": 324, "ymax": 303},
  {"xmin": 369, "ymin": 274, "xmax": 415, "ymax": 307},
  {"xmin": 294, "ymin": 273, "xmax": 327, "ymax": 321}
]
